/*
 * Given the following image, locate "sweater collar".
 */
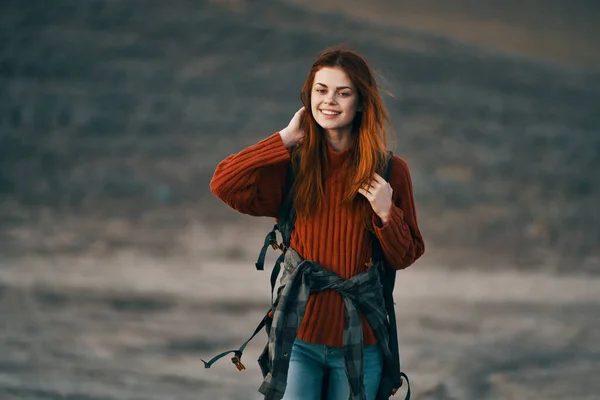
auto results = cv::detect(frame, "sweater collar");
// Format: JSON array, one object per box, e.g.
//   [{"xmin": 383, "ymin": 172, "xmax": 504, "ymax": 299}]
[{"xmin": 326, "ymin": 141, "xmax": 353, "ymax": 170}]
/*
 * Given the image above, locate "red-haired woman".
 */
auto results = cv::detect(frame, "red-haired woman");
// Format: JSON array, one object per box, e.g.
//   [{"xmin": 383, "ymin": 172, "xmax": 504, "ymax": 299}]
[{"xmin": 210, "ymin": 47, "xmax": 425, "ymax": 400}]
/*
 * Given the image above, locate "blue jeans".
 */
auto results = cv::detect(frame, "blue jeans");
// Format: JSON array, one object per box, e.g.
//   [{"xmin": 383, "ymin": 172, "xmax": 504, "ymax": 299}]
[{"xmin": 282, "ymin": 338, "xmax": 383, "ymax": 400}]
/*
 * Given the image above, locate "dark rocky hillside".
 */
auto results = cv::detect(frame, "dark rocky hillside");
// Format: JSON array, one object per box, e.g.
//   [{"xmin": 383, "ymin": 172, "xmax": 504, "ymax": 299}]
[{"xmin": 1, "ymin": 0, "xmax": 599, "ymax": 272}]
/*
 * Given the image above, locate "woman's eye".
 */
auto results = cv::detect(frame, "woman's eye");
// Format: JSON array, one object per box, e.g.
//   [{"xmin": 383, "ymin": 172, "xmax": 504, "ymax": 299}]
[
  {"xmin": 338, "ymin": 92, "xmax": 350, "ymax": 97},
  {"xmin": 316, "ymin": 88, "xmax": 326, "ymax": 94}
]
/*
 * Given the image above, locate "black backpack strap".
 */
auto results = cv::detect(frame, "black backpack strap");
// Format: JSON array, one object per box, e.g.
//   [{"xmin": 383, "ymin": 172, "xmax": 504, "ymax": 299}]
[
  {"xmin": 255, "ymin": 151, "xmax": 298, "ymax": 266},
  {"xmin": 371, "ymin": 152, "xmax": 410, "ymax": 397},
  {"xmin": 371, "ymin": 151, "xmax": 394, "ymax": 263},
  {"xmin": 399, "ymin": 372, "xmax": 411, "ymax": 400},
  {"xmin": 201, "ymin": 310, "xmax": 270, "ymax": 370},
  {"xmin": 255, "ymin": 225, "xmax": 279, "ymax": 271},
  {"xmin": 262, "ymin": 155, "xmax": 298, "ymax": 308},
  {"xmin": 277, "ymin": 154, "xmax": 298, "ymax": 248}
]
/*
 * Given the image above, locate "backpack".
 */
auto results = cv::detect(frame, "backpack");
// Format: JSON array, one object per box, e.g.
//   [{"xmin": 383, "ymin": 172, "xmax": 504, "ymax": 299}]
[{"xmin": 202, "ymin": 151, "xmax": 410, "ymax": 399}]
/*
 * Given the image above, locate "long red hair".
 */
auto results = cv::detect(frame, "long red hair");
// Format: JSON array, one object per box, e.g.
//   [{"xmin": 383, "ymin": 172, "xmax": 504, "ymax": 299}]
[{"xmin": 291, "ymin": 46, "xmax": 391, "ymax": 230}]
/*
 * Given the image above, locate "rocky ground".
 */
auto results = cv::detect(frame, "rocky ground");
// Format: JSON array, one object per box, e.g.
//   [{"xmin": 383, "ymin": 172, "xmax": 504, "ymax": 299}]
[{"xmin": 0, "ymin": 248, "xmax": 599, "ymax": 399}]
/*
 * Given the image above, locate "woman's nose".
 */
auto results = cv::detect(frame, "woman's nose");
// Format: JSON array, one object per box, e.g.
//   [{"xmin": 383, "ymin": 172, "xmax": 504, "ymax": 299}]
[{"xmin": 324, "ymin": 94, "xmax": 337, "ymax": 104}]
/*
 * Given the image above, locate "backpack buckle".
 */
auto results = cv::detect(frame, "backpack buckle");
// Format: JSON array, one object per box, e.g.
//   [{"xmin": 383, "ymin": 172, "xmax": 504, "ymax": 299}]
[
  {"xmin": 270, "ymin": 240, "xmax": 286, "ymax": 253},
  {"xmin": 231, "ymin": 355, "xmax": 246, "ymax": 371}
]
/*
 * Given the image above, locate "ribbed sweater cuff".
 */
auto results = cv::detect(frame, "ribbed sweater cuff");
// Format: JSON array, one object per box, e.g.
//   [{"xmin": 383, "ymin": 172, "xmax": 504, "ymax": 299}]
[{"xmin": 373, "ymin": 204, "xmax": 411, "ymax": 241}]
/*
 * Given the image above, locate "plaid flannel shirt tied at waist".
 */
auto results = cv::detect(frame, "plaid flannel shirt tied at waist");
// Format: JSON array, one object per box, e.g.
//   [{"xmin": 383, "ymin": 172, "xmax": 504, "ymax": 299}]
[{"xmin": 259, "ymin": 247, "xmax": 394, "ymax": 400}]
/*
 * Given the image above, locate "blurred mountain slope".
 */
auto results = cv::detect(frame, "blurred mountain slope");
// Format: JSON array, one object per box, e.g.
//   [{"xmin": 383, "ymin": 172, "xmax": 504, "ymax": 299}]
[
  {"xmin": 287, "ymin": 0, "xmax": 600, "ymax": 72},
  {"xmin": 1, "ymin": 0, "xmax": 599, "ymax": 272}
]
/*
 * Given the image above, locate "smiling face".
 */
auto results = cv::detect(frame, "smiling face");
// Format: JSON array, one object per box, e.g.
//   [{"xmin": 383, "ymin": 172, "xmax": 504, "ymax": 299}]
[{"xmin": 310, "ymin": 67, "xmax": 360, "ymax": 135}]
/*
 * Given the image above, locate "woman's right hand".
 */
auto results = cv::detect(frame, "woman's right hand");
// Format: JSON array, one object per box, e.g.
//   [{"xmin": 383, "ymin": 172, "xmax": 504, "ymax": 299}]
[{"xmin": 279, "ymin": 107, "xmax": 306, "ymax": 148}]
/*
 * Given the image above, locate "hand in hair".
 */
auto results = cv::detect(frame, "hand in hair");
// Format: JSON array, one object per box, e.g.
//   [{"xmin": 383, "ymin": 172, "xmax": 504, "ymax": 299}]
[
  {"xmin": 279, "ymin": 107, "xmax": 306, "ymax": 148},
  {"xmin": 358, "ymin": 173, "xmax": 393, "ymax": 225}
]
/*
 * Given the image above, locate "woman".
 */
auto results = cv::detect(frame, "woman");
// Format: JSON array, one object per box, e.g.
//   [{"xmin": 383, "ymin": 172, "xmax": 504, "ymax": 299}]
[{"xmin": 210, "ymin": 46, "xmax": 425, "ymax": 400}]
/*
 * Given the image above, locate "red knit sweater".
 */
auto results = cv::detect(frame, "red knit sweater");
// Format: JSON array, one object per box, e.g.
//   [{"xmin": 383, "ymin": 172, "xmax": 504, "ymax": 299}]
[{"xmin": 210, "ymin": 133, "xmax": 425, "ymax": 348}]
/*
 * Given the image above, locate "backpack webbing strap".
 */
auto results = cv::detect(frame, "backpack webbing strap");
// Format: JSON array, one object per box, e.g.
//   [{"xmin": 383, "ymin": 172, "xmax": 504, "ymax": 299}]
[
  {"xmin": 397, "ymin": 372, "xmax": 411, "ymax": 400},
  {"xmin": 277, "ymin": 154, "xmax": 298, "ymax": 248},
  {"xmin": 372, "ymin": 152, "xmax": 410, "ymax": 397},
  {"xmin": 255, "ymin": 155, "xmax": 298, "ymax": 310},
  {"xmin": 201, "ymin": 310, "xmax": 269, "ymax": 370},
  {"xmin": 370, "ymin": 151, "xmax": 394, "ymax": 263},
  {"xmin": 255, "ymin": 225, "xmax": 278, "ymax": 271},
  {"xmin": 201, "ymin": 250, "xmax": 284, "ymax": 371},
  {"xmin": 255, "ymin": 153, "xmax": 297, "ymax": 271}
]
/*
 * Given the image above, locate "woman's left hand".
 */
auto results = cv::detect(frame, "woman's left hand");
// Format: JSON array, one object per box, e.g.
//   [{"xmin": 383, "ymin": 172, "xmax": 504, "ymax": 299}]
[{"xmin": 358, "ymin": 173, "xmax": 393, "ymax": 225}]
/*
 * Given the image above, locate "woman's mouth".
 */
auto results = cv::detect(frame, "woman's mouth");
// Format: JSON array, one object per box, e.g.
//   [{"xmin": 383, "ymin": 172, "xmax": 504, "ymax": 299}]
[{"xmin": 320, "ymin": 109, "xmax": 341, "ymax": 117}]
